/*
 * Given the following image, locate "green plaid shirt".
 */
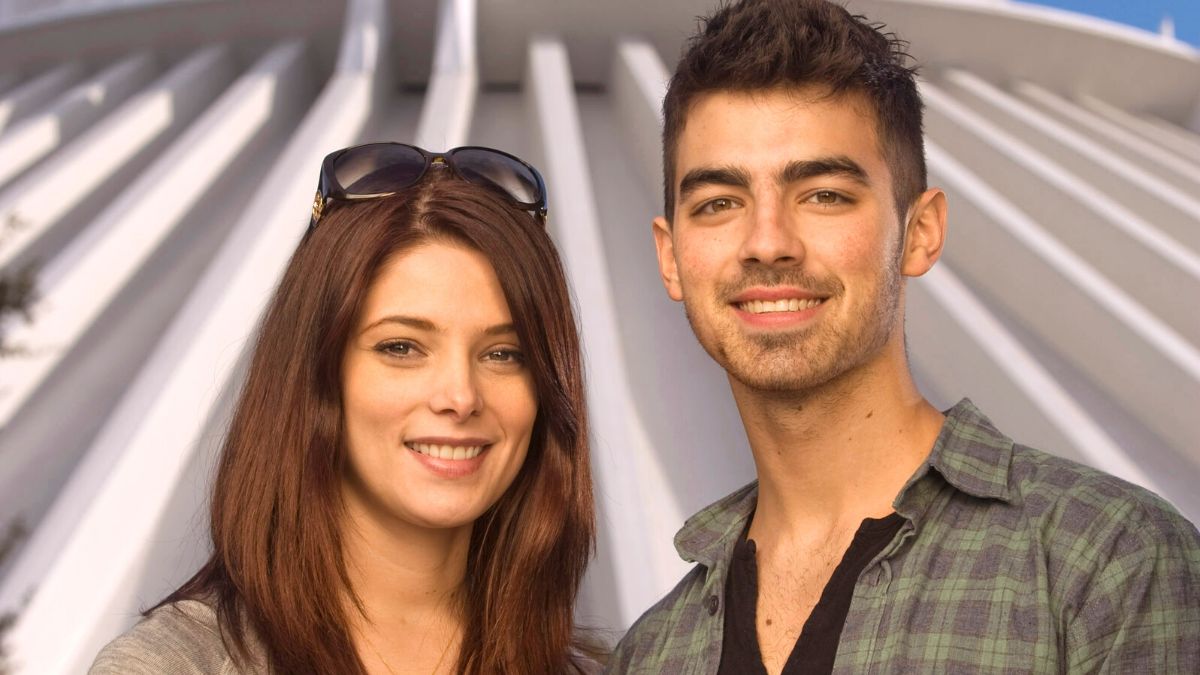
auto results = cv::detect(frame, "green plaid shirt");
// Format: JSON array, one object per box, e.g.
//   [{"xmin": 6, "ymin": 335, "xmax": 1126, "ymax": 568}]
[{"xmin": 608, "ymin": 400, "xmax": 1200, "ymax": 674}]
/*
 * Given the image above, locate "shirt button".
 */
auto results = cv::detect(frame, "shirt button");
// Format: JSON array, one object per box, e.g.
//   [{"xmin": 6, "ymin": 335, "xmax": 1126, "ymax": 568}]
[{"xmin": 705, "ymin": 595, "xmax": 719, "ymax": 615}]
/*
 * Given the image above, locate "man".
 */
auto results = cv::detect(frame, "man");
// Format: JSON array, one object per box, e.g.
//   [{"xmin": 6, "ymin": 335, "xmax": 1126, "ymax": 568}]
[{"xmin": 608, "ymin": 1, "xmax": 1200, "ymax": 673}]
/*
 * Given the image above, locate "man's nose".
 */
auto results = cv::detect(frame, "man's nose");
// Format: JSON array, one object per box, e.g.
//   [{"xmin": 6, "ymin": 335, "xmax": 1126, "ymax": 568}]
[{"xmin": 738, "ymin": 199, "xmax": 804, "ymax": 266}]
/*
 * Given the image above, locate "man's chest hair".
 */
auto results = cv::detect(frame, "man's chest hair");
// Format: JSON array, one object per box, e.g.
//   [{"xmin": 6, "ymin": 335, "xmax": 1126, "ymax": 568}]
[{"xmin": 754, "ymin": 528, "xmax": 858, "ymax": 650}]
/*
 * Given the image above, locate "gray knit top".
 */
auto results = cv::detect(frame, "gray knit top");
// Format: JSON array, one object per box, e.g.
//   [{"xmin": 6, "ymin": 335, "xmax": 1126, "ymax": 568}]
[{"xmin": 89, "ymin": 599, "xmax": 267, "ymax": 674}]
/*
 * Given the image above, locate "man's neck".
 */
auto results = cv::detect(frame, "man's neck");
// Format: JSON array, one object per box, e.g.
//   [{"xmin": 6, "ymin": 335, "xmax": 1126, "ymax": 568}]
[{"xmin": 733, "ymin": 351, "xmax": 944, "ymax": 542}]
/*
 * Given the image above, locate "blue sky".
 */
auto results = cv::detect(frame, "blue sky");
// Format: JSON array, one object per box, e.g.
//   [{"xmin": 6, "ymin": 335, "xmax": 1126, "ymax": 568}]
[{"xmin": 1023, "ymin": 0, "xmax": 1200, "ymax": 48}]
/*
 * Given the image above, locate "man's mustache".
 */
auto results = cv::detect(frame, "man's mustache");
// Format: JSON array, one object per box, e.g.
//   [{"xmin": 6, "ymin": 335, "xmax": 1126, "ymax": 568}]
[{"xmin": 715, "ymin": 266, "xmax": 843, "ymax": 300}]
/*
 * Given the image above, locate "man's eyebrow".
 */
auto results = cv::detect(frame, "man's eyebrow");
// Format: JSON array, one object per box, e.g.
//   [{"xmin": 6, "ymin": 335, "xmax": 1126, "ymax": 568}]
[
  {"xmin": 779, "ymin": 156, "xmax": 870, "ymax": 186},
  {"xmin": 678, "ymin": 166, "xmax": 752, "ymax": 201}
]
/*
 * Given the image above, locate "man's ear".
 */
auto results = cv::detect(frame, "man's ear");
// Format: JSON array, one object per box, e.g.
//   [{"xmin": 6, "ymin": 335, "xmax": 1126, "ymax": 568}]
[
  {"xmin": 901, "ymin": 188, "xmax": 947, "ymax": 277},
  {"xmin": 653, "ymin": 216, "xmax": 684, "ymax": 301}
]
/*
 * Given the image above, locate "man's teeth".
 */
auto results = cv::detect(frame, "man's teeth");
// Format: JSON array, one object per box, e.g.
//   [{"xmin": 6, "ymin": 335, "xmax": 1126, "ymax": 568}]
[
  {"xmin": 738, "ymin": 298, "xmax": 822, "ymax": 314},
  {"xmin": 408, "ymin": 443, "xmax": 485, "ymax": 460}
]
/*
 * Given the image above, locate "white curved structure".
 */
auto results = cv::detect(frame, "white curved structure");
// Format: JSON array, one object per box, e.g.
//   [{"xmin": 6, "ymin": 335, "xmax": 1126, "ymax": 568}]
[{"xmin": 0, "ymin": 0, "xmax": 1196, "ymax": 671}]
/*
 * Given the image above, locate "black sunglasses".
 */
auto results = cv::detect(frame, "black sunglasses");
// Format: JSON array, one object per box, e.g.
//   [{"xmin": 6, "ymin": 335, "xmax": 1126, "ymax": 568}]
[{"xmin": 309, "ymin": 142, "xmax": 548, "ymax": 229}]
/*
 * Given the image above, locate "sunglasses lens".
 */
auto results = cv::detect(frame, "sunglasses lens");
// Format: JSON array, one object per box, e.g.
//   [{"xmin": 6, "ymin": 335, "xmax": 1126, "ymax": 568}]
[
  {"xmin": 451, "ymin": 148, "xmax": 542, "ymax": 206},
  {"xmin": 332, "ymin": 144, "xmax": 426, "ymax": 195}
]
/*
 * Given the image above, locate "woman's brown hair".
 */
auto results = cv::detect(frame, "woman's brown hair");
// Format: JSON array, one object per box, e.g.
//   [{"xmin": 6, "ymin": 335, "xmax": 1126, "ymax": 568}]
[{"xmin": 159, "ymin": 170, "xmax": 595, "ymax": 674}]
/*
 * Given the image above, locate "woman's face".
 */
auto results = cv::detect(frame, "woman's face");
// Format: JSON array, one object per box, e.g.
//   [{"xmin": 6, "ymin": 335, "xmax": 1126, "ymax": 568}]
[{"xmin": 340, "ymin": 240, "xmax": 537, "ymax": 533}]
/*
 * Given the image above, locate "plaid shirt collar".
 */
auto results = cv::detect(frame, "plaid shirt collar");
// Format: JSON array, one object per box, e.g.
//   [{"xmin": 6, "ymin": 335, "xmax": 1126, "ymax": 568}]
[{"xmin": 674, "ymin": 398, "xmax": 1014, "ymax": 569}]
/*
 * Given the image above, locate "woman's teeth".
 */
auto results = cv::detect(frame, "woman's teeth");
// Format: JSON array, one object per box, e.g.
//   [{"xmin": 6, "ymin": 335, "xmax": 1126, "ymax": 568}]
[{"xmin": 407, "ymin": 443, "xmax": 485, "ymax": 460}]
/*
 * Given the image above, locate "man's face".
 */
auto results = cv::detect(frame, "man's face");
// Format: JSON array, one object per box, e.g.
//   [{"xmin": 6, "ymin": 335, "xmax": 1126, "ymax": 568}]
[{"xmin": 654, "ymin": 87, "xmax": 910, "ymax": 393}]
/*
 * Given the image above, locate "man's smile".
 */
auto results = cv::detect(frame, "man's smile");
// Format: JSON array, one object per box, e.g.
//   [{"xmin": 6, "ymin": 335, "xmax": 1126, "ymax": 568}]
[{"xmin": 735, "ymin": 298, "xmax": 824, "ymax": 314}]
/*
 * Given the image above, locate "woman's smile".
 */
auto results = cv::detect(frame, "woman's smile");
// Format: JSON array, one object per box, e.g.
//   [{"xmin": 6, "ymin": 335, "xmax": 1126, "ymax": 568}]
[{"xmin": 404, "ymin": 437, "xmax": 493, "ymax": 478}]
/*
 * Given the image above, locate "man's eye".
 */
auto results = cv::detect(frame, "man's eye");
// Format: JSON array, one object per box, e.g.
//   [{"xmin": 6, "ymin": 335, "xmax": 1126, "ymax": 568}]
[
  {"xmin": 697, "ymin": 197, "xmax": 737, "ymax": 215},
  {"xmin": 807, "ymin": 190, "xmax": 846, "ymax": 206}
]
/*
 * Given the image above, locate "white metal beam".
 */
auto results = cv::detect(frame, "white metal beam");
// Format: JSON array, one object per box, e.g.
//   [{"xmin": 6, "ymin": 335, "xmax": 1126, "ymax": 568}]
[
  {"xmin": 0, "ymin": 45, "xmax": 237, "ymax": 278},
  {"xmin": 414, "ymin": 0, "xmax": 476, "ymax": 150},
  {"xmin": 927, "ymin": 140, "xmax": 1200, "ymax": 463},
  {"xmin": 910, "ymin": 265, "xmax": 1153, "ymax": 491},
  {"xmin": 940, "ymin": 69, "xmax": 1200, "ymax": 255},
  {"xmin": 0, "ymin": 61, "xmax": 83, "ymax": 133},
  {"xmin": 0, "ymin": 45, "xmax": 247, "ymax": 430},
  {"xmin": 608, "ymin": 38, "xmax": 669, "ymax": 202},
  {"xmin": 0, "ymin": 36, "xmax": 314, "ymax": 626},
  {"xmin": 1015, "ymin": 81, "xmax": 1200, "ymax": 194},
  {"xmin": 923, "ymin": 79, "xmax": 1200, "ymax": 346},
  {"xmin": 0, "ymin": 53, "xmax": 156, "ymax": 190},
  {"xmin": 3, "ymin": 0, "xmax": 389, "ymax": 670},
  {"xmin": 526, "ymin": 36, "xmax": 689, "ymax": 628},
  {"xmin": 1078, "ymin": 93, "xmax": 1200, "ymax": 166}
]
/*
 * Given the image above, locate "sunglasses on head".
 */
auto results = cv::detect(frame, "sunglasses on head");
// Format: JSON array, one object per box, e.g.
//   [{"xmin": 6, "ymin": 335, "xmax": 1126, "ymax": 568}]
[{"xmin": 308, "ymin": 142, "xmax": 548, "ymax": 230}]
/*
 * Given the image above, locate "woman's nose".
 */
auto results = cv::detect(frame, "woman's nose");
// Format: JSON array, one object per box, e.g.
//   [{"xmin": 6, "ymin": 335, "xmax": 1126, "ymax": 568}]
[{"xmin": 428, "ymin": 359, "xmax": 483, "ymax": 420}]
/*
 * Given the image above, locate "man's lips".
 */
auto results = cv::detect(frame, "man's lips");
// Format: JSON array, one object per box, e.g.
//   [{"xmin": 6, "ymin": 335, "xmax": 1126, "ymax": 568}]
[
  {"xmin": 734, "ymin": 297, "xmax": 824, "ymax": 315},
  {"xmin": 728, "ymin": 287, "xmax": 828, "ymax": 316},
  {"xmin": 728, "ymin": 286, "xmax": 824, "ymax": 303}
]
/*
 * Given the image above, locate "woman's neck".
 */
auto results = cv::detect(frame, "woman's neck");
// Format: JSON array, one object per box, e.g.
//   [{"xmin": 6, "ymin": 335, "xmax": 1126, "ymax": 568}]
[{"xmin": 339, "ymin": 501, "xmax": 470, "ymax": 673}]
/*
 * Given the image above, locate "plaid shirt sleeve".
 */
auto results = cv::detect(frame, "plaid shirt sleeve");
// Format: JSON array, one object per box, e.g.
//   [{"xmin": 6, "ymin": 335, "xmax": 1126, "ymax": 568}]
[{"xmin": 1058, "ymin": 485, "xmax": 1200, "ymax": 672}]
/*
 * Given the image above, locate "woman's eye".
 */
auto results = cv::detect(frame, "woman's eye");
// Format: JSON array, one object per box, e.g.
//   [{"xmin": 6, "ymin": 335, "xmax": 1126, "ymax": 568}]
[
  {"xmin": 485, "ymin": 349, "xmax": 525, "ymax": 365},
  {"xmin": 375, "ymin": 340, "xmax": 417, "ymax": 358}
]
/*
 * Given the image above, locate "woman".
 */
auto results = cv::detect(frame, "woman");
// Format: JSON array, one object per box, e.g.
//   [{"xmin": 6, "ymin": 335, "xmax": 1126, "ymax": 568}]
[{"xmin": 91, "ymin": 144, "xmax": 595, "ymax": 673}]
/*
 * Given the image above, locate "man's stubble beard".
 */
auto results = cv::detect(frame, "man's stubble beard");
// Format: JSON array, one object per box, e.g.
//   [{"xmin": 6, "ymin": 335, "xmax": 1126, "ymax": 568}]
[{"xmin": 681, "ymin": 252, "xmax": 904, "ymax": 395}]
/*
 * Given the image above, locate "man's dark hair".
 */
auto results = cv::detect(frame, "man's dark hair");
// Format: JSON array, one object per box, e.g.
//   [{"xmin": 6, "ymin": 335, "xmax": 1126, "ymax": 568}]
[{"xmin": 662, "ymin": 0, "xmax": 925, "ymax": 221}]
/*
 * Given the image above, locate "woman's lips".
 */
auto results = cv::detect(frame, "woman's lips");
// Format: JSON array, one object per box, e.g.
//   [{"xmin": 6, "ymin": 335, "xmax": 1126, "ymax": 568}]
[
  {"xmin": 404, "ymin": 440, "xmax": 493, "ymax": 479},
  {"xmin": 406, "ymin": 442, "xmax": 486, "ymax": 460}
]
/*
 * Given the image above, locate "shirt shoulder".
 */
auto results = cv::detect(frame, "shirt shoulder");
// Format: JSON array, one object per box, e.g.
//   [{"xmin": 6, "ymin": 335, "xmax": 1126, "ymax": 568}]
[
  {"xmin": 607, "ymin": 563, "xmax": 712, "ymax": 673},
  {"xmin": 89, "ymin": 600, "xmax": 258, "ymax": 675},
  {"xmin": 931, "ymin": 400, "xmax": 1196, "ymax": 554},
  {"xmin": 1005, "ymin": 442, "xmax": 1199, "ymax": 552},
  {"xmin": 1005, "ymin": 444, "xmax": 1200, "ymax": 670}
]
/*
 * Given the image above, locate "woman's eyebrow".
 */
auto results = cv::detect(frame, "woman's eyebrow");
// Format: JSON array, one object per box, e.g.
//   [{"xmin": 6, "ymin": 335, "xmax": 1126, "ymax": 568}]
[
  {"xmin": 362, "ymin": 317, "xmax": 517, "ymax": 338},
  {"xmin": 363, "ymin": 315, "xmax": 437, "ymax": 333},
  {"xmin": 484, "ymin": 322, "xmax": 518, "ymax": 337}
]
